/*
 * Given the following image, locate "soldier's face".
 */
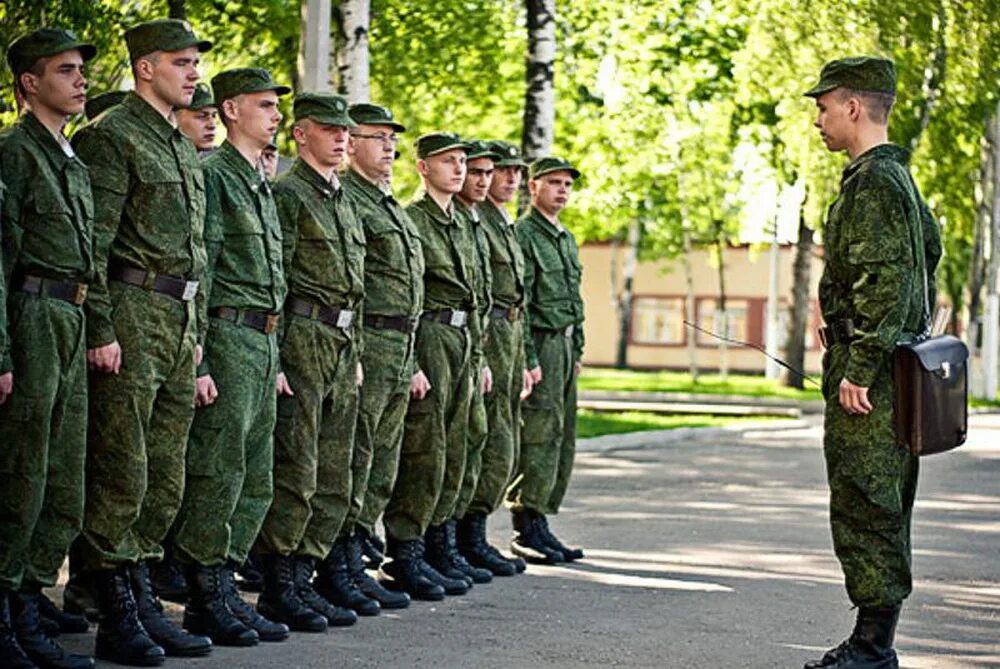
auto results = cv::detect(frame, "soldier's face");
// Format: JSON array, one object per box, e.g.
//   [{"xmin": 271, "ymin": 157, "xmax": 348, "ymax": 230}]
[
  {"xmin": 146, "ymin": 47, "xmax": 201, "ymax": 108},
  {"xmin": 177, "ymin": 106, "xmax": 217, "ymax": 151},
  {"xmin": 21, "ymin": 50, "xmax": 87, "ymax": 117},
  {"xmin": 814, "ymin": 89, "xmax": 853, "ymax": 152},
  {"xmin": 489, "ymin": 165, "xmax": 522, "ymax": 204},
  {"xmin": 348, "ymin": 123, "xmax": 397, "ymax": 182},
  {"xmin": 261, "ymin": 148, "xmax": 279, "ymax": 179},
  {"xmin": 298, "ymin": 120, "xmax": 350, "ymax": 170},
  {"xmin": 227, "ymin": 90, "xmax": 282, "ymax": 150},
  {"xmin": 530, "ymin": 171, "xmax": 574, "ymax": 216},
  {"xmin": 461, "ymin": 157, "xmax": 495, "ymax": 203},
  {"xmin": 419, "ymin": 149, "xmax": 467, "ymax": 195}
]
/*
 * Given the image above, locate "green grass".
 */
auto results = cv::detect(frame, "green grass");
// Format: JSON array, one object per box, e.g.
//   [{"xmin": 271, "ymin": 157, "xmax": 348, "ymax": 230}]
[
  {"xmin": 576, "ymin": 409, "xmax": 779, "ymax": 439},
  {"xmin": 578, "ymin": 367, "xmax": 823, "ymax": 400}
]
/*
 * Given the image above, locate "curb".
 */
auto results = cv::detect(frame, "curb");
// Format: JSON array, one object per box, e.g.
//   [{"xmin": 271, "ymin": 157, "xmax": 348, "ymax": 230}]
[{"xmin": 576, "ymin": 417, "xmax": 813, "ymax": 453}]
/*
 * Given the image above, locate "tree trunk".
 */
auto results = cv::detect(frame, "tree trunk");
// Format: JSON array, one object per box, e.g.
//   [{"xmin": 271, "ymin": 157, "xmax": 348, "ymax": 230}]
[
  {"xmin": 683, "ymin": 226, "xmax": 699, "ymax": 382},
  {"xmin": 334, "ymin": 0, "xmax": 370, "ymax": 103},
  {"xmin": 519, "ymin": 0, "xmax": 556, "ymax": 212},
  {"xmin": 784, "ymin": 208, "xmax": 814, "ymax": 389},
  {"xmin": 981, "ymin": 103, "xmax": 1000, "ymax": 399},
  {"xmin": 167, "ymin": 0, "xmax": 187, "ymax": 21},
  {"xmin": 910, "ymin": 4, "xmax": 948, "ymax": 154},
  {"xmin": 298, "ymin": 0, "xmax": 333, "ymax": 93},
  {"xmin": 614, "ymin": 218, "xmax": 642, "ymax": 368},
  {"xmin": 967, "ymin": 126, "xmax": 993, "ymax": 353}
]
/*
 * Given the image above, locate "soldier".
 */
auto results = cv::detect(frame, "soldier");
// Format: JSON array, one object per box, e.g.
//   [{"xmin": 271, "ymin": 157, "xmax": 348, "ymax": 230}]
[
  {"xmin": 335, "ymin": 102, "xmax": 423, "ymax": 613},
  {"xmin": 458, "ymin": 140, "xmax": 530, "ymax": 576},
  {"xmin": 0, "ymin": 27, "xmax": 98, "ymax": 669},
  {"xmin": 260, "ymin": 139, "xmax": 280, "ymax": 180},
  {"xmin": 169, "ymin": 68, "xmax": 291, "ymax": 647},
  {"xmin": 176, "ymin": 83, "xmax": 217, "ymax": 155},
  {"xmin": 253, "ymin": 93, "xmax": 364, "ymax": 632},
  {"xmin": 84, "ymin": 91, "xmax": 127, "ymax": 122},
  {"xmin": 803, "ymin": 57, "xmax": 940, "ymax": 669},
  {"xmin": 73, "ymin": 19, "xmax": 214, "ymax": 666},
  {"xmin": 378, "ymin": 132, "xmax": 481, "ymax": 600},
  {"xmin": 506, "ymin": 156, "xmax": 585, "ymax": 565}
]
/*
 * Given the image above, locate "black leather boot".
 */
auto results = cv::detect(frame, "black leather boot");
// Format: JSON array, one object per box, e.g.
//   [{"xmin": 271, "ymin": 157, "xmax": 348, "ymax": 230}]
[
  {"xmin": 377, "ymin": 538, "xmax": 445, "ymax": 601},
  {"xmin": 315, "ymin": 540, "xmax": 380, "ymax": 617},
  {"xmin": 92, "ymin": 567, "xmax": 165, "ymax": 667},
  {"xmin": 128, "ymin": 562, "xmax": 211, "ymax": 657},
  {"xmin": 256, "ymin": 554, "xmax": 327, "ymax": 633},
  {"xmin": 536, "ymin": 514, "xmax": 584, "ymax": 561},
  {"xmin": 357, "ymin": 528, "xmax": 384, "ymax": 570},
  {"xmin": 13, "ymin": 588, "xmax": 93, "ymax": 669},
  {"xmin": 346, "ymin": 535, "xmax": 409, "ymax": 610},
  {"xmin": 444, "ymin": 519, "xmax": 492, "ymax": 583},
  {"xmin": 1, "ymin": 590, "xmax": 36, "ymax": 669},
  {"xmin": 220, "ymin": 562, "xmax": 288, "ymax": 642},
  {"xmin": 61, "ymin": 567, "xmax": 97, "ymax": 624},
  {"xmin": 510, "ymin": 510, "xmax": 564, "ymax": 564},
  {"xmin": 182, "ymin": 565, "xmax": 257, "ymax": 647},
  {"xmin": 37, "ymin": 591, "xmax": 89, "ymax": 636},
  {"xmin": 424, "ymin": 524, "xmax": 472, "ymax": 588},
  {"xmin": 804, "ymin": 606, "xmax": 901, "ymax": 669},
  {"xmin": 292, "ymin": 557, "xmax": 356, "ymax": 627},
  {"xmin": 235, "ymin": 555, "xmax": 264, "ymax": 593},
  {"xmin": 457, "ymin": 513, "xmax": 517, "ymax": 577},
  {"xmin": 148, "ymin": 559, "xmax": 187, "ymax": 605}
]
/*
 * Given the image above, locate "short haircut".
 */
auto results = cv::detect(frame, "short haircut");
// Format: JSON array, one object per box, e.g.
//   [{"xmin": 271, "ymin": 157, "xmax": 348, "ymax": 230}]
[
  {"xmin": 130, "ymin": 51, "xmax": 161, "ymax": 76},
  {"xmin": 16, "ymin": 57, "xmax": 49, "ymax": 98},
  {"xmin": 838, "ymin": 88, "xmax": 896, "ymax": 125}
]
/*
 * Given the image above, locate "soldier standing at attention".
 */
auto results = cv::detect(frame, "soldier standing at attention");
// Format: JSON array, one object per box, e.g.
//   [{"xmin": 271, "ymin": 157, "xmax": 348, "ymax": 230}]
[
  {"xmin": 803, "ymin": 57, "xmax": 940, "ymax": 669},
  {"xmin": 506, "ymin": 156, "xmax": 585, "ymax": 566},
  {"xmin": 73, "ymin": 19, "xmax": 214, "ymax": 666},
  {"xmin": 458, "ymin": 140, "xmax": 530, "ymax": 577},
  {"xmin": 170, "ymin": 68, "xmax": 291, "ymax": 648},
  {"xmin": 254, "ymin": 93, "xmax": 364, "ymax": 632},
  {"xmin": 0, "ymin": 28, "xmax": 98, "ymax": 669},
  {"xmin": 379, "ymin": 133, "xmax": 480, "ymax": 601},
  {"xmin": 176, "ymin": 83, "xmax": 218, "ymax": 155}
]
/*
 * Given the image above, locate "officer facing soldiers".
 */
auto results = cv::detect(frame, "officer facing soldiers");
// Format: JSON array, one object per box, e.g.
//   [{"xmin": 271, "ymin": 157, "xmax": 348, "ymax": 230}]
[
  {"xmin": 169, "ymin": 68, "xmax": 291, "ymax": 648},
  {"xmin": 254, "ymin": 93, "xmax": 365, "ymax": 632},
  {"xmin": 73, "ymin": 18, "xmax": 214, "ymax": 666},
  {"xmin": 0, "ymin": 27, "xmax": 97, "ymax": 669},
  {"xmin": 339, "ymin": 102, "xmax": 423, "ymax": 612},
  {"xmin": 803, "ymin": 57, "xmax": 941, "ymax": 669},
  {"xmin": 379, "ymin": 133, "xmax": 482, "ymax": 600},
  {"xmin": 176, "ymin": 83, "xmax": 217, "ymax": 155},
  {"xmin": 459, "ymin": 140, "xmax": 530, "ymax": 576},
  {"xmin": 506, "ymin": 156, "xmax": 585, "ymax": 566}
]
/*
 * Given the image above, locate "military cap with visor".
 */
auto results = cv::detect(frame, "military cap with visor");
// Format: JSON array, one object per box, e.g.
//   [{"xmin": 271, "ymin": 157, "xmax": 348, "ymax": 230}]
[
  {"xmin": 416, "ymin": 132, "xmax": 471, "ymax": 159},
  {"xmin": 6, "ymin": 28, "xmax": 96, "ymax": 76},
  {"xmin": 293, "ymin": 92, "xmax": 356, "ymax": 127},
  {"xmin": 186, "ymin": 83, "xmax": 215, "ymax": 110},
  {"xmin": 529, "ymin": 155, "xmax": 581, "ymax": 180},
  {"xmin": 211, "ymin": 68, "xmax": 290, "ymax": 105},
  {"xmin": 487, "ymin": 140, "xmax": 528, "ymax": 168},
  {"xmin": 465, "ymin": 139, "xmax": 502, "ymax": 162},
  {"xmin": 348, "ymin": 103, "xmax": 405, "ymax": 132},
  {"xmin": 85, "ymin": 90, "xmax": 128, "ymax": 121},
  {"xmin": 804, "ymin": 56, "xmax": 896, "ymax": 98},
  {"xmin": 124, "ymin": 19, "xmax": 212, "ymax": 61}
]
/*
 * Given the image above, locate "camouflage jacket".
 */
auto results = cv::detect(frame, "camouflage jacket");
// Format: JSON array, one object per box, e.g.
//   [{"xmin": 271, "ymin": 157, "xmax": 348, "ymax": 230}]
[
  {"xmin": 455, "ymin": 199, "xmax": 493, "ymax": 328},
  {"xmin": 478, "ymin": 198, "xmax": 525, "ymax": 310}
]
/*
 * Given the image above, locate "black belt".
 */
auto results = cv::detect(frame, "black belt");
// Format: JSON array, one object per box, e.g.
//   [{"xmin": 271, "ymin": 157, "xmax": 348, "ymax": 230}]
[
  {"xmin": 364, "ymin": 313, "xmax": 418, "ymax": 333},
  {"xmin": 209, "ymin": 307, "xmax": 279, "ymax": 334},
  {"xmin": 818, "ymin": 319, "xmax": 856, "ymax": 349},
  {"xmin": 110, "ymin": 264, "xmax": 199, "ymax": 302},
  {"xmin": 287, "ymin": 295, "xmax": 355, "ymax": 329},
  {"xmin": 490, "ymin": 305, "xmax": 522, "ymax": 322},
  {"xmin": 421, "ymin": 308, "xmax": 469, "ymax": 328},
  {"xmin": 15, "ymin": 274, "xmax": 88, "ymax": 305},
  {"xmin": 534, "ymin": 324, "xmax": 575, "ymax": 338}
]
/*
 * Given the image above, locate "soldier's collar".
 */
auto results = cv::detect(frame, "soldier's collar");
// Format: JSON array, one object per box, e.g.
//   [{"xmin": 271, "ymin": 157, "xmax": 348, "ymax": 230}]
[
  {"xmin": 21, "ymin": 112, "xmax": 76, "ymax": 168},
  {"xmin": 419, "ymin": 191, "xmax": 457, "ymax": 224},
  {"xmin": 528, "ymin": 206, "xmax": 565, "ymax": 237},
  {"xmin": 293, "ymin": 158, "xmax": 340, "ymax": 199},
  {"xmin": 218, "ymin": 140, "xmax": 267, "ymax": 189},
  {"xmin": 122, "ymin": 92, "xmax": 176, "ymax": 141},
  {"xmin": 344, "ymin": 168, "xmax": 393, "ymax": 204},
  {"xmin": 843, "ymin": 143, "xmax": 910, "ymax": 180}
]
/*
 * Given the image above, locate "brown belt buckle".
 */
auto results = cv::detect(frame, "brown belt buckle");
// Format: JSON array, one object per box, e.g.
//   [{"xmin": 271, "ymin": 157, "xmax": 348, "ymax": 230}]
[
  {"xmin": 264, "ymin": 314, "xmax": 279, "ymax": 334},
  {"xmin": 74, "ymin": 283, "xmax": 88, "ymax": 305}
]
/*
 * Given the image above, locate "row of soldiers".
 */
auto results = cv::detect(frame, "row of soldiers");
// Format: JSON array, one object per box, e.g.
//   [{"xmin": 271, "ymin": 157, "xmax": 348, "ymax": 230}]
[{"xmin": 0, "ymin": 18, "xmax": 586, "ymax": 669}]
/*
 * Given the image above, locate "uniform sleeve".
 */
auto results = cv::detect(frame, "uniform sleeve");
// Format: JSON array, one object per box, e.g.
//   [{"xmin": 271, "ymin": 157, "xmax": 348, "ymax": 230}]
[
  {"xmin": 517, "ymin": 226, "xmax": 540, "ymax": 370},
  {"xmin": 195, "ymin": 167, "xmax": 224, "ymax": 377},
  {"xmin": 572, "ymin": 240, "xmax": 585, "ymax": 360},
  {"xmin": 844, "ymin": 176, "xmax": 917, "ymax": 387},
  {"xmin": 75, "ymin": 127, "xmax": 129, "ymax": 348},
  {"xmin": 273, "ymin": 186, "xmax": 301, "ymax": 347}
]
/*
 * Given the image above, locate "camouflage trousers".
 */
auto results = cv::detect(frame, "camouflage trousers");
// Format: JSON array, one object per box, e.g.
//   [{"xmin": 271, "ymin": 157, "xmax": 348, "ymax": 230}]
[
  {"xmin": 257, "ymin": 315, "xmax": 358, "ymax": 560},
  {"xmin": 823, "ymin": 345, "xmax": 918, "ymax": 608},
  {"xmin": 384, "ymin": 320, "xmax": 472, "ymax": 541},
  {"xmin": 506, "ymin": 329, "xmax": 576, "ymax": 515},
  {"xmin": 469, "ymin": 316, "xmax": 524, "ymax": 515},
  {"xmin": 82, "ymin": 284, "xmax": 197, "ymax": 570},
  {"xmin": 172, "ymin": 317, "xmax": 279, "ymax": 566},
  {"xmin": 346, "ymin": 327, "xmax": 414, "ymax": 538},
  {"xmin": 453, "ymin": 362, "xmax": 488, "ymax": 519},
  {"xmin": 0, "ymin": 293, "xmax": 87, "ymax": 590}
]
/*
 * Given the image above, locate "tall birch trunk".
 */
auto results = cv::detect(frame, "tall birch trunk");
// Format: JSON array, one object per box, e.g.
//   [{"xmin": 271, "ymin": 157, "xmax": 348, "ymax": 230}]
[
  {"xmin": 519, "ymin": 0, "xmax": 556, "ymax": 213},
  {"xmin": 334, "ymin": 0, "xmax": 370, "ymax": 103}
]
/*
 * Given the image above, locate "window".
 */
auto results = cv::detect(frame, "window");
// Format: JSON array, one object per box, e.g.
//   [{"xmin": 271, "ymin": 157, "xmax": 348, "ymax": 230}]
[
  {"xmin": 696, "ymin": 298, "xmax": 749, "ymax": 346},
  {"xmin": 631, "ymin": 297, "xmax": 686, "ymax": 345}
]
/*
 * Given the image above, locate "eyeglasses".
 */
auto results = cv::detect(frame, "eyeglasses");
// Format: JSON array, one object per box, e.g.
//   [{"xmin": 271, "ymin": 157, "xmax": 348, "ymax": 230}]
[{"xmin": 352, "ymin": 132, "xmax": 400, "ymax": 146}]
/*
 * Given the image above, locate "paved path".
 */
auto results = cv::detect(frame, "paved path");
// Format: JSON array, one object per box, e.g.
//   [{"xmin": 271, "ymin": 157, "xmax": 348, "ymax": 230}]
[{"xmin": 58, "ymin": 414, "xmax": 1000, "ymax": 668}]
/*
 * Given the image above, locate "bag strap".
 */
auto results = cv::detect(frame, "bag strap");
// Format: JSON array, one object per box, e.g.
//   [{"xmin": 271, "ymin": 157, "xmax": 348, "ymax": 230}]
[{"xmin": 905, "ymin": 171, "xmax": 932, "ymax": 338}]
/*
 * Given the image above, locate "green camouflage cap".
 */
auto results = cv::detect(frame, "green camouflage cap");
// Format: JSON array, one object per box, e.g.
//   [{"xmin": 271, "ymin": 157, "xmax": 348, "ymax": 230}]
[
  {"xmin": 84, "ymin": 90, "xmax": 128, "ymax": 120},
  {"xmin": 124, "ymin": 19, "xmax": 212, "ymax": 61},
  {"xmin": 529, "ymin": 155, "xmax": 581, "ymax": 180},
  {"xmin": 348, "ymin": 102, "xmax": 405, "ymax": 132},
  {"xmin": 487, "ymin": 140, "xmax": 527, "ymax": 168},
  {"xmin": 465, "ymin": 139, "xmax": 502, "ymax": 162},
  {"xmin": 6, "ymin": 27, "xmax": 96, "ymax": 76},
  {"xmin": 211, "ymin": 68, "xmax": 290, "ymax": 105},
  {"xmin": 416, "ymin": 132, "xmax": 471, "ymax": 159},
  {"xmin": 293, "ymin": 92, "xmax": 356, "ymax": 127},
  {"xmin": 804, "ymin": 56, "xmax": 896, "ymax": 98},
  {"xmin": 186, "ymin": 83, "xmax": 215, "ymax": 110}
]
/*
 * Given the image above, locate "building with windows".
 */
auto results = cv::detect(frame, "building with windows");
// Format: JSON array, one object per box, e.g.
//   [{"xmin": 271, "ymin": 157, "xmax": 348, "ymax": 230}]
[{"xmin": 578, "ymin": 242, "xmax": 825, "ymax": 374}]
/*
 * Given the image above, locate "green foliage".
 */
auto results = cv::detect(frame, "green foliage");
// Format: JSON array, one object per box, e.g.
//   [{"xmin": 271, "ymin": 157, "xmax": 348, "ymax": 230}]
[
  {"xmin": 578, "ymin": 367, "xmax": 822, "ymax": 400},
  {"xmin": 576, "ymin": 409, "xmax": 780, "ymax": 438}
]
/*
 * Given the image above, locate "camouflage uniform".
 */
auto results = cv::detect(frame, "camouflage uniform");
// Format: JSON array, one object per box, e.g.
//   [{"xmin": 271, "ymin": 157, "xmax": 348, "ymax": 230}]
[
  {"xmin": 256, "ymin": 158, "xmax": 365, "ymax": 561},
  {"xmin": 0, "ymin": 111, "xmax": 93, "ymax": 590},
  {"xmin": 341, "ymin": 168, "xmax": 424, "ymax": 538},
  {"xmin": 506, "ymin": 206, "xmax": 584, "ymax": 516},
  {"xmin": 819, "ymin": 143, "xmax": 940, "ymax": 608},
  {"xmin": 172, "ymin": 137, "xmax": 287, "ymax": 567},
  {"xmin": 75, "ymin": 91, "xmax": 207, "ymax": 570}
]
